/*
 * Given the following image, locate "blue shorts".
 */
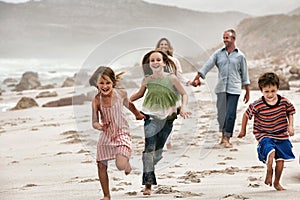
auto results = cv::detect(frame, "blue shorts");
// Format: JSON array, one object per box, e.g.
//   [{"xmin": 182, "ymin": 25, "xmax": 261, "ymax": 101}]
[{"xmin": 257, "ymin": 137, "xmax": 295, "ymax": 164}]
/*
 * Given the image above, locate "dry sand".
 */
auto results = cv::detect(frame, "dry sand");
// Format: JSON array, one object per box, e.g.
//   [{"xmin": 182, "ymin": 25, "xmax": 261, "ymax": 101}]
[{"xmin": 1, "ymin": 80, "xmax": 300, "ymax": 200}]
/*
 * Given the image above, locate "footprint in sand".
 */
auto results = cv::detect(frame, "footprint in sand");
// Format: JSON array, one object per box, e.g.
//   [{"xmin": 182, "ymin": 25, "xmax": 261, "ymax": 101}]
[
  {"xmin": 247, "ymin": 176, "xmax": 259, "ymax": 181},
  {"xmin": 224, "ymin": 157, "xmax": 235, "ymax": 160},
  {"xmin": 55, "ymin": 151, "xmax": 72, "ymax": 155},
  {"xmin": 222, "ymin": 193, "xmax": 249, "ymax": 199},
  {"xmin": 111, "ymin": 187, "xmax": 124, "ymax": 191},
  {"xmin": 125, "ymin": 191, "xmax": 137, "ymax": 196},
  {"xmin": 230, "ymin": 148, "xmax": 238, "ymax": 152},
  {"xmin": 79, "ymin": 178, "xmax": 98, "ymax": 183},
  {"xmin": 22, "ymin": 184, "xmax": 38, "ymax": 189},
  {"xmin": 174, "ymin": 191, "xmax": 204, "ymax": 198},
  {"xmin": 116, "ymin": 182, "xmax": 132, "ymax": 186},
  {"xmin": 77, "ymin": 149, "xmax": 90, "ymax": 154},
  {"xmin": 9, "ymin": 160, "xmax": 19, "ymax": 165},
  {"xmin": 248, "ymin": 183, "xmax": 260, "ymax": 188}
]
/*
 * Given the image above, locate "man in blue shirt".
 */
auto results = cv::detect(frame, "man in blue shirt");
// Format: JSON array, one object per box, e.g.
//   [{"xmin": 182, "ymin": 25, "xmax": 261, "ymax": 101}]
[{"xmin": 192, "ymin": 29, "xmax": 250, "ymax": 148}]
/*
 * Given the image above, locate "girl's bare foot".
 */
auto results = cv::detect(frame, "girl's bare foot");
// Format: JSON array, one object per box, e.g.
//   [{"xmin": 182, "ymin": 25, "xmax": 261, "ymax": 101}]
[
  {"xmin": 264, "ymin": 168, "xmax": 273, "ymax": 186},
  {"xmin": 100, "ymin": 196, "xmax": 110, "ymax": 200},
  {"xmin": 224, "ymin": 141, "xmax": 233, "ymax": 148},
  {"xmin": 219, "ymin": 138, "xmax": 225, "ymax": 145},
  {"xmin": 274, "ymin": 183, "xmax": 286, "ymax": 191},
  {"xmin": 125, "ymin": 163, "xmax": 132, "ymax": 175},
  {"xmin": 143, "ymin": 184, "xmax": 151, "ymax": 195}
]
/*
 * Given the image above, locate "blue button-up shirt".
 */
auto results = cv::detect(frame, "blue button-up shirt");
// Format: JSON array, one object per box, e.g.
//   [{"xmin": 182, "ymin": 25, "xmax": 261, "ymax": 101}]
[{"xmin": 198, "ymin": 47, "xmax": 250, "ymax": 95}]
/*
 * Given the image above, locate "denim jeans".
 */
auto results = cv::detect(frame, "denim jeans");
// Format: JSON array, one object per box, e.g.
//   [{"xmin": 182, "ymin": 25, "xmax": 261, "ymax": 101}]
[
  {"xmin": 216, "ymin": 92, "xmax": 240, "ymax": 138},
  {"xmin": 142, "ymin": 115, "xmax": 174, "ymax": 185}
]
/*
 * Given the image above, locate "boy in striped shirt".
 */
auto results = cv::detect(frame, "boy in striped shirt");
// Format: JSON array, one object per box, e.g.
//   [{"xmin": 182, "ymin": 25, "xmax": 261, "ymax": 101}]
[{"xmin": 238, "ymin": 72, "xmax": 295, "ymax": 190}]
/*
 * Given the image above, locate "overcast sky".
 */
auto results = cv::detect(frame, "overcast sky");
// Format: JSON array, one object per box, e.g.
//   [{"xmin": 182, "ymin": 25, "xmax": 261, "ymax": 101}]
[{"xmin": 1, "ymin": 0, "xmax": 300, "ymax": 16}]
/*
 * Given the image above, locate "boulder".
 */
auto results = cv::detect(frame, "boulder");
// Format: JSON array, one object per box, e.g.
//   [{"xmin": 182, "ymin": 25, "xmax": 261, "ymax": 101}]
[
  {"xmin": 36, "ymin": 91, "xmax": 58, "ymax": 98},
  {"xmin": 42, "ymin": 94, "xmax": 87, "ymax": 107},
  {"xmin": 62, "ymin": 77, "xmax": 75, "ymax": 87},
  {"xmin": 10, "ymin": 97, "xmax": 39, "ymax": 110},
  {"xmin": 14, "ymin": 71, "xmax": 41, "ymax": 91}
]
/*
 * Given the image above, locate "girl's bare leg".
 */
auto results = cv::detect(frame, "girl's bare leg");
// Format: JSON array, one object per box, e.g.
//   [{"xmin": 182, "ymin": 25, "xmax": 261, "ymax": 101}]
[
  {"xmin": 274, "ymin": 160, "xmax": 285, "ymax": 190},
  {"xmin": 265, "ymin": 151, "xmax": 275, "ymax": 186},
  {"xmin": 116, "ymin": 154, "xmax": 131, "ymax": 175},
  {"xmin": 143, "ymin": 184, "xmax": 152, "ymax": 195},
  {"xmin": 97, "ymin": 161, "xmax": 110, "ymax": 200}
]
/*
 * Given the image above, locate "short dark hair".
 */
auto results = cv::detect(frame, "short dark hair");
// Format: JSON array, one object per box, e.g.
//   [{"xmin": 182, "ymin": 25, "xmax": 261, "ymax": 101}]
[{"xmin": 258, "ymin": 72, "xmax": 280, "ymax": 90}]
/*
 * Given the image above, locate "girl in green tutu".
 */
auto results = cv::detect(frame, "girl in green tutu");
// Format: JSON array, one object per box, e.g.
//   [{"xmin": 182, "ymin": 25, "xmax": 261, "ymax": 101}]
[{"xmin": 130, "ymin": 50, "xmax": 191, "ymax": 195}]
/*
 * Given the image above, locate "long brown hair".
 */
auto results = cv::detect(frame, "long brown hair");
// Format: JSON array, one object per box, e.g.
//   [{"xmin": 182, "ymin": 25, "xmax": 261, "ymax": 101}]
[
  {"xmin": 142, "ymin": 50, "xmax": 177, "ymax": 76},
  {"xmin": 89, "ymin": 66, "xmax": 124, "ymax": 88},
  {"xmin": 155, "ymin": 37, "xmax": 174, "ymax": 56}
]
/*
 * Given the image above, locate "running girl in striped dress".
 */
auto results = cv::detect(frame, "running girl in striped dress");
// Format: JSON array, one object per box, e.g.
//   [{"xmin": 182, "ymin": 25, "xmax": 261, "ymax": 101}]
[
  {"xmin": 89, "ymin": 66, "xmax": 145, "ymax": 200},
  {"xmin": 238, "ymin": 72, "xmax": 296, "ymax": 191}
]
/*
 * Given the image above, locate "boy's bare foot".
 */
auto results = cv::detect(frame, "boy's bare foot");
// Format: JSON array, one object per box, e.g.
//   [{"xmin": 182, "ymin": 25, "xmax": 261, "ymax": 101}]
[
  {"xmin": 100, "ymin": 196, "xmax": 110, "ymax": 200},
  {"xmin": 274, "ymin": 183, "xmax": 286, "ymax": 191},
  {"xmin": 143, "ymin": 184, "xmax": 151, "ymax": 195},
  {"xmin": 125, "ymin": 164, "xmax": 132, "ymax": 175},
  {"xmin": 264, "ymin": 168, "xmax": 273, "ymax": 186}
]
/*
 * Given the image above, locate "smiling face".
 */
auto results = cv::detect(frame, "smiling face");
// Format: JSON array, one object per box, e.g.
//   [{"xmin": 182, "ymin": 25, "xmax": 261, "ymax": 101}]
[
  {"xmin": 149, "ymin": 52, "xmax": 165, "ymax": 73},
  {"xmin": 158, "ymin": 39, "xmax": 169, "ymax": 53},
  {"xmin": 223, "ymin": 31, "xmax": 235, "ymax": 49},
  {"xmin": 261, "ymin": 84, "xmax": 278, "ymax": 105},
  {"xmin": 96, "ymin": 74, "xmax": 114, "ymax": 96}
]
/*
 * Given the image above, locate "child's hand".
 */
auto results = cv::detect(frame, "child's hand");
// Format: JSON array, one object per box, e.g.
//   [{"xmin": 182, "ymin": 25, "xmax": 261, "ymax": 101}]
[
  {"xmin": 100, "ymin": 122, "xmax": 110, "ymax": 131},
  {"xmin": 191, "ymin": 79, "xmax": 201, "ymax": 87},
  {"xmin": 136, "ymin": 112, "xmax": 146, "ymax": 120},
  {"xmin": 288, "ymin": 125, "xmax": 295, "ymax": 136},
  {"xmin": 237, "ymin": 131, "xmax": 246, "ymax": 138},
  {"xmin": 179, "ymin": 107, "xmax": 191, "ymax": 119}
]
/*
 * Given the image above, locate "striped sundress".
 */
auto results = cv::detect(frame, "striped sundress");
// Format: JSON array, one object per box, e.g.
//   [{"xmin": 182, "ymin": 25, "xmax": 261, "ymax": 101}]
[{"xmin": 96, "ymin": 90, "xmax": 132, "ymax": 161}]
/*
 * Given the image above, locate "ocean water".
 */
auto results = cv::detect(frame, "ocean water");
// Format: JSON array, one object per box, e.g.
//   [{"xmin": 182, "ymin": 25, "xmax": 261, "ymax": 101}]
[{"xmin": 0, "ymin": 58, "xmax": 82, "ymax": 87}]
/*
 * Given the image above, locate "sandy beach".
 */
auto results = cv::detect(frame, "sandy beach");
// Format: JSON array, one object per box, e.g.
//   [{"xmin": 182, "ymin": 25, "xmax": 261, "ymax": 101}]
[{"xmin": 1, "ymin": 75, "xmax": 300, "ymax": 200}]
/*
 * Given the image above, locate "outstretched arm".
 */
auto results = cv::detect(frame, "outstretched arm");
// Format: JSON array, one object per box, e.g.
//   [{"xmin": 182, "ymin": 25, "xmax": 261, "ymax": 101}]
[
  {"xmin": 130, "ymin": 78, "xmax": 146, "ymax": 102},
  {"xmin": 171, "ymin": 75, "xmax": 191, "ymax": 119},
  {"xmin": 122, "ymin": 90, "xmax": 145, "ymax": 120},
  {"xmin": 237, "ymin": 113, "xmax": 248, "ymax": 138}
]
